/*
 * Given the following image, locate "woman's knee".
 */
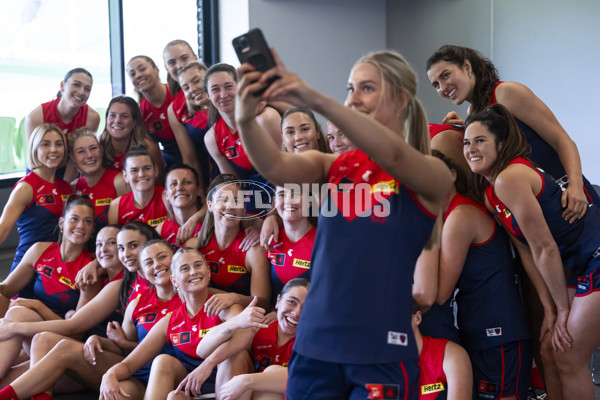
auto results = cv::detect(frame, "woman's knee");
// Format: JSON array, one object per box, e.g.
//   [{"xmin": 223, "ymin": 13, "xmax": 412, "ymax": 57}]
[{"xmin": 5, "ymin": 306, "xmax": 41, "ymax": 322}]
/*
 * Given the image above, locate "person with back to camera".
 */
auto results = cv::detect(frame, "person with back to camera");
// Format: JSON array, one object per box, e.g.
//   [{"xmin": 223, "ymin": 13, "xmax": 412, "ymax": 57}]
[
  {"xmin": 0, "ymin": 195, "xmax": 97, "ymax": 384},
  {"xmin": 235, "ymin": 47, "xmax": 452, "ymax": 399},
  {"xmin": 412, "ymin": 299, "xmax": 473, "ymax": 400},
  {"xmin": 98, "ymin": 95, "xmax": 165, "ymax": 183},
  {"xmin": 426, "ymin": 44, "xmax": 600, "ymax": 221},
  {"xmin": 464, "ymin": 104, "xmax": 600, "ymax": 400},
  {"xmin": 0, "ymin": 124, "xmax": 72, "ymax": 299},
  {"xmin": 433, "ymin": 149, "xmax": 532, "ymax": 400},
  {"xmin": 108, "ymin": 146, "xmax": 168, "ymax": 228}
]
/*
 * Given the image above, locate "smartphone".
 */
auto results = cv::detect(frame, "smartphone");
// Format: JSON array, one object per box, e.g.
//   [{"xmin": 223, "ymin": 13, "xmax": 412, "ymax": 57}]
[{"xmin": 232, "ymin": 28, "xmax": 278, "ymax": 95}]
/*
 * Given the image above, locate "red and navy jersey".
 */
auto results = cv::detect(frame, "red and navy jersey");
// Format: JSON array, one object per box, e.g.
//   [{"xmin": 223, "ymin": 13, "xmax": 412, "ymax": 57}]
[
  {"xmin": 200, "ymin": 230, "xmax": 251, "ymax": 295},
  {"xmin": 117, "ymin": 186, "xmax": 168, "ymax": 227},
  {"xmin": 418, "ymin": 336, "xmax": 448, "ymax": 400},
  {"xmin": 140, "ymin": 84, "xmax": 181, "ymax": 168},
  {"xmin": 126, "ymin": 273, "xmax": 151, "ymax": 305},
  {"xmin": 13, "ymin": 173, "xmax": 72, "ymax": 272},
  {"xmin": 130, "ymin": 288, "xmax": 181, "ymax": 382},
  {"xmin": 86, "ymin": 270, "xmax": 125, "ymax": 338},
  {"xmin": 160, "ymin": 218, "xmax": 202, "ymax": 248},
  {"xmin": 75, "ymin": 168, "xmax": 120, "ymax": 224},
  {"xmin": 486, "ymin": 157, "xmax": 600, "ymax": 276},
  {"xmin": 166, "ymin": 297, "xmax": 223, "ymax": 371},
  {"xmin": 446, "ymin": 193, "xmax": 530, "ymax": 350},
  {"xmin": 41, "ymin": 98, "xmax": 89, "ymax": 134},
  {"xmin": 266, "ymin": 226, "xmax": 315, "ymax": 301},
  {"xmin": 140, "ymin": 85, "xmax": 175, "ymax": 141},
  {"xmin": 112, "ymin": 153, "xmax": 126, "ymax": 171},
  {"xmin": 214, "ymin": 117, "xmax": 253, "ymax": 172},
  {"xmin": 32, "ymin": 243, "xmax": 93, "ymax": 318},
  {"xmin": 251, "ymin": 321, "xmax": 294, "ymax": 372},
  {"xmin": 295, "ymin": 149, "xmax": 437, "ymax": 364},
  {"xmin": 489, "ymin": 82, "xmax": 599, "ymax": 204},
  {"xmin": 428, "ymin": 123, "xmax": 464, "ymax": 141}
]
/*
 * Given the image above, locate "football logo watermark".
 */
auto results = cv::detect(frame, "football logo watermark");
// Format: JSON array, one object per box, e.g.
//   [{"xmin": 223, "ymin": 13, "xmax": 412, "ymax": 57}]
[{"xmin": 207, "ymin": 180, "xmax": 393, "ymax": 220}]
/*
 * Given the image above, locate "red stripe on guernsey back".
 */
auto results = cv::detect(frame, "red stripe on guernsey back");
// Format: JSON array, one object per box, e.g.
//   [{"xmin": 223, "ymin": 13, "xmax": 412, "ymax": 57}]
[
  {"xmin": 41, "ymin": 98, "xmax": 89, "ymax": 134},
  {"xmin": 490, "ymin": 81, "xmax": 503, "ymax": 105},
  {"xmin": 507, "ymin": 157, "xmax": 544, "ymax": 199},
  {"xmin": 400, "ymin": 361, "xmax": 409, "ymax": 400},
  {"xmin": 500, "ymin": 344, "xmax": 505, "ymax": 397},
  {"xmin": 428, "ymin": 123, "xmax": 462, "ymax": 140},
  {"xmin": 140, "ymin": 84, "xmax": 176, "ymax": 140},
  {"xmin": 445, "ymin": 193, "xmax": 496, "ymax": 247}
]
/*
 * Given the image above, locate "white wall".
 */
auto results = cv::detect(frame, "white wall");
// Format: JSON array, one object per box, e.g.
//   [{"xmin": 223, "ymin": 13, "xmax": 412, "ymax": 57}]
[{"xmin": 387, "ymin": 0, "xmax": 600, "ymax": 183}]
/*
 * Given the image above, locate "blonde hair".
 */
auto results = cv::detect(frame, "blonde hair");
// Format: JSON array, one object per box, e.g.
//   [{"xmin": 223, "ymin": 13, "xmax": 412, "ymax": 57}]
[
  {"xmin": 356, "ymin": 50, "xmax": 430, "ymax": 155},
  {"xmin": 27, "ymin": 123, "xmax": 68, "ymax": 170}
]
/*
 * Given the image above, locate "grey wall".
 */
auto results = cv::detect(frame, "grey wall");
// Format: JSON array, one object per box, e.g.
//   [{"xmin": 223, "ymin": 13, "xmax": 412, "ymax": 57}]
[
  {"xmin": 387, "ymin": 0, "xmax": 600, "ymax": 183},
  {"xmin": 247, "ymin": 0, "xmax": 387, "ymax": 105}
]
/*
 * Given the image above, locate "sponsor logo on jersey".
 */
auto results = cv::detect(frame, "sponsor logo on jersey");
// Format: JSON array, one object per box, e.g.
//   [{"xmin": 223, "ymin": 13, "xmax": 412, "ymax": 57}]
[
  {"xmin": 209, "ymin": 261, "xmax": 219, "ymax": 273},
  {"xmin": 421, "ymin": 383, "xmax": 445, "ymax": 395},
  {"xmin": 486, "ymin": 327, "xmax": 502, "ymax": 337},
  {"xmin": 478, "ymin": 380, "xmax": 497, "ymax": 394},
  {"xmin": 59, "ymin": 276, "xmax": 76, "ymax": 289},
  {"xmin": 365, "ymin": 383, "xmax": 399, "ymax": 399},
  {"xmin": 269, "ymin": 253, "xmax": 285, "ymax": 266},
  {"xmin": 148, "ymin": 216, "xmax": 167, "ymax": 227},
  {"xmin": 153, "ymin": 120, "xmax": 164, "ymax": 132},
  {"xmin": 61, "ymin": 195, "xmax": 69, "ymax": 201},
  {"xmin": 337, "ymin": 177, "xmax": 354, "ymax": 192},
  {"xmin": 170, "ymin": 331, "xmax": 191, "ymax": 345},
  {"xmin": 292, "ymin": 259, "xmax": 311, "ymax": 269},
  {"xmin": 199, "ymin": 327, "xmax": 213, "ymax": 338},
  {"xmin": 138, "ymin": 313, "xmax": 157, "ymax": 324},
  {"xmin": 258, "ymin": 356, "xmax": 272, "ymax": 370},
  {"xmin": 387, "ymin": 331, "xmax": 408, "ymax": 346},
  {"xmin": 370, "ymin": 180, "xmax": 398, "ymax": 195},
  {"xmin": 227, "ymin": 265, "xmax": 247, "ymax": 274},
  {"xmin": 225, "ymin": 146, "xmax": 239, "ymax": 159},
  {"xmin": 38, "ymin": 265, "xmax": 53, "ymax": 277},
  {"xmin": 95, "ymin": 198, "xmax": 112, "ymax": 207},
  {"xmin": 37, "ymin": 194, "xmax": 56, "ymax": 205}
]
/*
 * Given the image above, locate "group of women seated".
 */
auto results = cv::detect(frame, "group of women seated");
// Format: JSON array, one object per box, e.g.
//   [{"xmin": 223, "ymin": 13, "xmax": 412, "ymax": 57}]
[{"xmin": 0, "ymin": 38, "xmax": 598, "ymax": 400}]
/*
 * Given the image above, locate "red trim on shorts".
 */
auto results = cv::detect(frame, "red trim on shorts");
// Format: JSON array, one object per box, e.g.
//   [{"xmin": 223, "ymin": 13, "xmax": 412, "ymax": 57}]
[
  {"xmin": 500, "ymin": 344, "xmax": 505, "ymax": 397},
  {"xmin": 400, "ymin": 361, "xmax": 409, "ymax": 400}
]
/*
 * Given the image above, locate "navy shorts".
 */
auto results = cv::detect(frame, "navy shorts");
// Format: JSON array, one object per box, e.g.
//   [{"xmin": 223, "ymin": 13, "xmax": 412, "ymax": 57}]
[
  {"xmin": 569, "ymin": 268, "xmax": 600, "ymax": 297},
  {"xmin": 469, "ymin": 340, "xmax": 532, "ymax": 400},
  {"xmin": 286, "ymin": 351, "xmax": 419, "ymax": 400}
]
